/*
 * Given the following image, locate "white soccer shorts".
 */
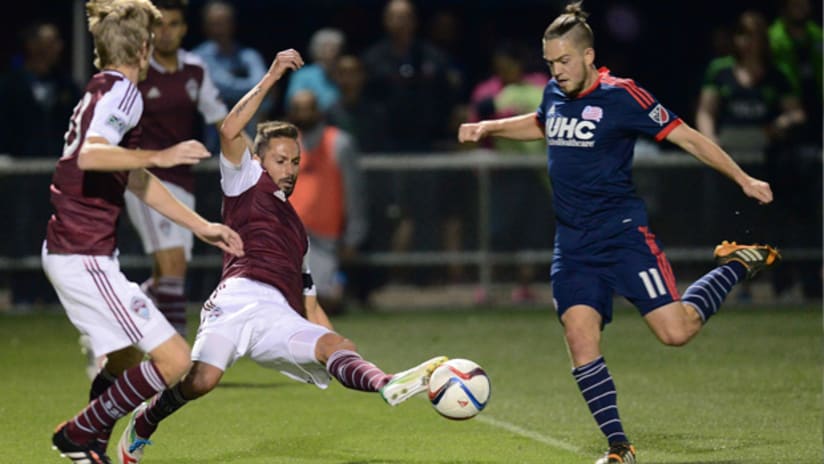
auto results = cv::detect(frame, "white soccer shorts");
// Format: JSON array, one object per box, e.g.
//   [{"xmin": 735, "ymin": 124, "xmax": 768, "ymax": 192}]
[
  {"xmin": 191, "ymin": 277, "xmax": 333, "ymax": 388},
  {"xmin": 124, "ymin": 180, "xmax": 194, "ymax": 260},
  {"xmin": 41, "ymin": 243, "xmax": 178, "ymax": 358}
]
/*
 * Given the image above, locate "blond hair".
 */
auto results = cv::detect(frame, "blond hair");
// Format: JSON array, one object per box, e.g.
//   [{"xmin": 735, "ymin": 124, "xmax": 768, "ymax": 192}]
[
  {"xmin": 86, "ymin": 0, "xmax": 161, "ymax": 70},
  {"xmin": 544, "ymin": 1, "xmax": 594, "ymax": 49},
  {"xmin": 254, "ymin": 121, "xmax": 300, "ymax": 157}
]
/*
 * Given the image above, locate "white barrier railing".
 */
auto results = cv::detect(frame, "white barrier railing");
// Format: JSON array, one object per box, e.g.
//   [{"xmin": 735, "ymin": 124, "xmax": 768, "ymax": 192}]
[{"xmin": 0, "ymin": 150, "xmax": 818, "ymax": 293}]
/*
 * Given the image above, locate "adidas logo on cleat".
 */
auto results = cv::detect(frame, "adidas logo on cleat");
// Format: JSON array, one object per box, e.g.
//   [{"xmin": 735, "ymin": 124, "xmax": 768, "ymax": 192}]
[{"xmin": 713, "ymin": 240, "xmax": 781, "ymax": 280}]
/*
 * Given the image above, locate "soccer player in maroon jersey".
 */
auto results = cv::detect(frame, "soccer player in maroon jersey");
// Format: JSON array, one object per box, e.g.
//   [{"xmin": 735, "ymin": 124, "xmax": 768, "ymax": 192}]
[
  {"xmin": 46, "ymin": 1, "xmax": 243, "ymax": 463},
  {"xmin": 116, "ymin": 48, "xmax": 447, "ymax": 463},
  {"xmin": 122, "ymin": 0, "xmax": 232, "ymax": 340}
]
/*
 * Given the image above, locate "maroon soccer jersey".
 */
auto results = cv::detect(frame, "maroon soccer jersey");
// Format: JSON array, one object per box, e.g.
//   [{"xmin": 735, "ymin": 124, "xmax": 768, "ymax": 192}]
[
  {"xmin": 46, "ymin": 71, "xmax": 143, "ymax": 255},
  {"xmin": 133, "ymin": 51, "xmax": 227, "ymax": 192},
  {"xmin": 220, "ymin": 153, "xmax": 309, "ymax": 316}
]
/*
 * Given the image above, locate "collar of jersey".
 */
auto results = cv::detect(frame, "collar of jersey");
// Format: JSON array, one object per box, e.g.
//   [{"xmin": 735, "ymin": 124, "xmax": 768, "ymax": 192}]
[{"xmin": 574, "ymin": 66, "xmax": 607, "ymax": 99}]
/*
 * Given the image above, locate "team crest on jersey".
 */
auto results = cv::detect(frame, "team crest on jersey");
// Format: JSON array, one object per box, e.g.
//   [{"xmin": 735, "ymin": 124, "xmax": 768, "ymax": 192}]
[
  {"xmin": 648, "ymin": 104, "xmax": 669, "ymax": 126},
  {"xmin": 206, "ymin": 306, "xmax": 223, "ymax": 321},
  {"xmin": 185, "ymin": 78, "xmax": 199, "ymax": 102},
  {"xmin": 130, "ymin": 296, "xmax": 150, "ymax": 320},
  {"xmin": 581, "ymin": 105, "xmax": 603, "ymax": 122}
]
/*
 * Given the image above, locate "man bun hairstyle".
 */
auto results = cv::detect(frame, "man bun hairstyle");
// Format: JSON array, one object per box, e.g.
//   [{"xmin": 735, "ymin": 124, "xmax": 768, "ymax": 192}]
[{"xmin": 544, "ymin": 1, "xmax": 594, "ymax": 49}]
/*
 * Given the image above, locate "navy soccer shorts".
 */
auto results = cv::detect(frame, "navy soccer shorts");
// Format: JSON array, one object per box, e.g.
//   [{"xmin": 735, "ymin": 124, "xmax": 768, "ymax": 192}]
[{"xmin": 551, "ymin": 225, "xmax": 680, "ymax": 325}]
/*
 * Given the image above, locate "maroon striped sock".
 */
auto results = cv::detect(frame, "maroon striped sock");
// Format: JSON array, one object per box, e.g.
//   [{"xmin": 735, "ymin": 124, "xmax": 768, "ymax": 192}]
[
  {"xmin": 148, "ymin": 277, "xmax": 187, "ymax": 336},
  {"xmin": 88, "ymin": 369, "xmax": 116, "ymax": 452},
  {"xmin": 66, "ymin": 360, "xmax": 167, "ymax": 445},
  {"xmin": 326, "ymin": 350, "xmax": 391, "ymax": 392}
]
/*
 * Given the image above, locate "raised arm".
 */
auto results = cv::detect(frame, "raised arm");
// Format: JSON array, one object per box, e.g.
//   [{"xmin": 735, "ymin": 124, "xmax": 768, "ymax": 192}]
[
  {"xmin": 219, "ymin": 49, "xmax": 304, "ymax": 165},
  {"xmin": 665, "ymin": 123, "xmax": 773, "ymax": 204},
  {"xmin": 77, "ymin": 136, "xmax": 210, "ymax": 171},
  {"xmin": 458, "ymin": 113, "xmax": 545, "ymax": 143},
  {"xmin": 127, "ymin": 169, "xmax": 244, "ymax": 256}
]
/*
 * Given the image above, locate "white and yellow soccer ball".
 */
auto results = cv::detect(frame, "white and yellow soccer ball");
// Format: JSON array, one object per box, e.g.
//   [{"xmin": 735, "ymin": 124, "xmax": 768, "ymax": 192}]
[{"xmin": 427, "ymin": 358, "xmax": 490, "ymax": 420}]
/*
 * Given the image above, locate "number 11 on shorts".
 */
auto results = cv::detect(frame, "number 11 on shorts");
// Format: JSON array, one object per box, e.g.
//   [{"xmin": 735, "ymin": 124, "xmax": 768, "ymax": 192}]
[{"xmin": 638, "ymin": 268, "xmax": 667, "ymax": 298}]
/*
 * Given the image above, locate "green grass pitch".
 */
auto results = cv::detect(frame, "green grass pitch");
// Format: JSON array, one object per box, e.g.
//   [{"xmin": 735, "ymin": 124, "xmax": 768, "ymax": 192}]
[{"xmin": 0, "ymin": 303, "xmax": 820, "ymax": 463}]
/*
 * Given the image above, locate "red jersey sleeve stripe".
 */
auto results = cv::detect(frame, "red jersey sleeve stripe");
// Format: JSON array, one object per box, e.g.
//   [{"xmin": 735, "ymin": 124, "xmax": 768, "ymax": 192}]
[
  {"xmin": 619, "ymin": 82, "xmax": 654, "ymax": 108},
  {"xmin": 630, "ymin": 83, "xmax": 655, "ymax": 106},
  {"xmin": 654, "ymin": 118, "xmax": 683, "ymax": 141},
  {"xmin": 602, "ymin": 75, "xmax": 654, "ymax": 108}
]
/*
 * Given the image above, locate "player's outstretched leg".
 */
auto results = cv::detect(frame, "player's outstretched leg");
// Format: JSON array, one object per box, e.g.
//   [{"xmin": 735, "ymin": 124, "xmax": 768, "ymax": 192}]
[
  {"xmin": 379, "ymin": 355, "xmax": 448, "ymax": 406},
  {"xmin": 595, "ymin": 441, "xmax": 636, "ymax": 464},
  {"xmin": 324, "ymin": 348, "xmax": 447, "ymax": 406}
]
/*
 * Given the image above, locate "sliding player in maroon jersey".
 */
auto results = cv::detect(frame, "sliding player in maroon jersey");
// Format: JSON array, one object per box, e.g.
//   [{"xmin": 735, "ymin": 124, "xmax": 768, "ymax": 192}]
[{"xmin": 117, "ymin": 48, "xmax": 447, "ymax": 463}]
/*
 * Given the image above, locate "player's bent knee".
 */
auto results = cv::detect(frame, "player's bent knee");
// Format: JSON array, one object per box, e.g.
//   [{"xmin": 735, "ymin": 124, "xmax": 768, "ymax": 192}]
[
  {"xmin": 311, "ymin": 332, "xmax": 356, "ymax": 364},
  {"xmin": 151, "ymin": 335, "xmax": 193, "ymax": 386},
  {"xmin": 654, "ymin": 329, "xmax": 692, "ymax": 347}
]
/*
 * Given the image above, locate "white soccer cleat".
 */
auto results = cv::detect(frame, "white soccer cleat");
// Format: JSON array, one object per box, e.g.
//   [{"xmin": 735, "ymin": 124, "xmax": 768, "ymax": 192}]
[
  {"xmin": 117, "ymin": 403, "xmax": 151, "ymax": 464},
  {"xmin": 379, "ymin": 356, "xmax": 448, "ymax": 406}
]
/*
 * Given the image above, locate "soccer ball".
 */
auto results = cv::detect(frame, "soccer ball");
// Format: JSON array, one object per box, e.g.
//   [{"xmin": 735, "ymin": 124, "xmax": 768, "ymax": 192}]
[{"xmin": 427, "ymin": 358, "xmax": 490, "ymax": 420}]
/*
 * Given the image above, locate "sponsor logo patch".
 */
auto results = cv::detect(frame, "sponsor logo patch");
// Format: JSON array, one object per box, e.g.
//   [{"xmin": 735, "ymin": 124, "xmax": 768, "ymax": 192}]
[{"xmin": 105, "ymin": 114, "xmax": 127, "ymax": 134}]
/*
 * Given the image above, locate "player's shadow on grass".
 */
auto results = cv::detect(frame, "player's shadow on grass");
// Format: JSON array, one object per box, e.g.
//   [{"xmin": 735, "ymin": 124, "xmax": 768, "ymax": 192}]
[
  {"xmin": 647, "ymin": 461, "xmax": 744, "ymax": 464},
  {"xmin": 218, "ymin": 381, "xmax": 297, "ymax": 389}
]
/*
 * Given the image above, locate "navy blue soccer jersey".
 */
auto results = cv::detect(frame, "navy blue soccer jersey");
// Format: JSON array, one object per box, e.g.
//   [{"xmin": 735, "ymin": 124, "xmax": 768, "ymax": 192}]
[{"xmin": 536, "ymin": 67, "xmax": 682, "ymax": 251}]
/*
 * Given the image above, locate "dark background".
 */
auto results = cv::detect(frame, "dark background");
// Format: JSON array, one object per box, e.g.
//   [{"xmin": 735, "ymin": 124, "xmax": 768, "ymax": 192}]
[{"xmin": 1, "ymin": 0, "xmax": 818, "ymax": 127}]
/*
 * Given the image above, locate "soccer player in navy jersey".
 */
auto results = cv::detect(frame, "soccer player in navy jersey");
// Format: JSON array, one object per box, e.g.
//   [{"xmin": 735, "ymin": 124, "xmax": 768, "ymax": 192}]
[
  {"xmin": 117, "ymin": 48, "xmax": 447, "ymax": 463},
  {"xmin": 46, "ymin": 1, "xmax": 244, "ymax": 463},
  {"xmin": 459, "ymin": 3, "xmax": 780, "ymax": 463}
]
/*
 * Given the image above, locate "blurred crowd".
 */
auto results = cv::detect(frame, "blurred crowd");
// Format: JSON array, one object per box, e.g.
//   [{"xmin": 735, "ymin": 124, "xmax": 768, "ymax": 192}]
[{"xmin": 0, "ymin": 0, "xmax": 820, "ymax": 311}]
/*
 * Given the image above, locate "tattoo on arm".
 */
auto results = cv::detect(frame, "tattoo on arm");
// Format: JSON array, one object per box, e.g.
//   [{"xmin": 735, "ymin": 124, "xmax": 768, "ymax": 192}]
[{"xmin": 234, "ymin": 87, "xmax": 261, "ymax": 115}]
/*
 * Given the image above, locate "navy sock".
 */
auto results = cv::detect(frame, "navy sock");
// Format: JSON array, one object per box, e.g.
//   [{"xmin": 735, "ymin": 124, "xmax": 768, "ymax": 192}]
[
  {"xmin": 572, "ymin": 356, "xmax": 628, "ymax": 445},
  {"xmin": 682, "ymin": 262, "xmax": 746, "ymax": 322}
]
